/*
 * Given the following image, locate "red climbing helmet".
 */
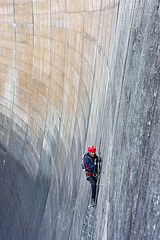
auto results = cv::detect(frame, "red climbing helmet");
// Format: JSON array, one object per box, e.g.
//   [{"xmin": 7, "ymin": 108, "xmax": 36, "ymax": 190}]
[{"xmin": 88, "ymin": 145, "xmax": 96, "ymax": 152}]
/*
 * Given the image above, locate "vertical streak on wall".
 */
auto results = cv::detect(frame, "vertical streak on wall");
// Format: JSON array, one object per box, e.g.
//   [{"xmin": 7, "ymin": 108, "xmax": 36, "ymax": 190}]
[
  {"xmin": 41, "ymin": 0, "xmax": 50, "ymax": 153},
  {"xmin": 79, "ymin": 0, "xmax": 86, "ymax": 150},
  {"xmin": 65, "ymin": 0, "xmax": 69, "ymax": 80},
  {"xmin": 3, "ymin": 0, "xmax": 18, "ymax": 155},
  {"xmin": 59, "ymin": 0, "xmax": 69, "ymax": 141},
  {"xmin": 21, "ymin": 0, "xmax": 34, "ymax": 167},
  {"xmin": 31, "ymin": 0, "xmax": 34, "ymax": 100},
  {"xmin": 49, "ymin": 0, "xmax": 52, "ymax": 94},
  {"xmin": 76, "ymin": 5, "xmax": 86, "ymax": 152},
  {"xmin": 85, "ymin": 0, "xmax": 103, "ymax": 145},
  {"xmin": 12, "ymin": 0, "xmax": 16, "ymax": 111},
  {"xmin": 109, "ymin": 0, "xmax": 136, "ymax": 157}
]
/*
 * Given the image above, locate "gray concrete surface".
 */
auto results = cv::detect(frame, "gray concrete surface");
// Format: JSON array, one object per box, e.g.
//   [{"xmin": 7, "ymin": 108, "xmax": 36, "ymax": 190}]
[{"xmin": 0, "ymin": 0, "xmax": 159, "ymax": 239}]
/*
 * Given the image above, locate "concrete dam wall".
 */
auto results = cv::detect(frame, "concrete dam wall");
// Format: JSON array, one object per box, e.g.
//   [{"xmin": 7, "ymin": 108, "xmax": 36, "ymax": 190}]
[{"xmin": 0, "ymin": 0, "xmax": 159, "ymax": 239}]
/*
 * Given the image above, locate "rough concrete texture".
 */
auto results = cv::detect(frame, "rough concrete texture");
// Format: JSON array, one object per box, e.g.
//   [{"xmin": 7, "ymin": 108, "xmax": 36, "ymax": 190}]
[{"xmin": 0, "ymin": 0, "xmax": 159, "ymax": 239}]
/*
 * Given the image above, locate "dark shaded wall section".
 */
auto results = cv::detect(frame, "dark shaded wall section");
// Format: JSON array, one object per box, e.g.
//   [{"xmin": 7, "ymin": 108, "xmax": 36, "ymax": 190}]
[{"xmin": 0, "ymin": 0, "xmax": 159, "ymax": 239}]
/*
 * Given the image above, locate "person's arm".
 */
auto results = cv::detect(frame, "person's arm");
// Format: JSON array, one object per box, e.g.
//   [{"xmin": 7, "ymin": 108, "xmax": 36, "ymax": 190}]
[{"xmin": 85, "ymin": 157, "xmax": 97, "ymax": 173}]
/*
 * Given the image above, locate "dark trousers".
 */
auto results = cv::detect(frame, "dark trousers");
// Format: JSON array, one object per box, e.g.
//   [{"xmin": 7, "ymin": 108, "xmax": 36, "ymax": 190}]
[{"xmin": 87, "ymin": 175, "xmax": 97, "ymax": 199}]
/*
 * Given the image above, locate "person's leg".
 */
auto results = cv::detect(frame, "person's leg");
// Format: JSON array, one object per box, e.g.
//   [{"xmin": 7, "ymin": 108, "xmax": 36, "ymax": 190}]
[{"xmin": 87, "ymin": 175, "xmax": 97, "ymax": 199}]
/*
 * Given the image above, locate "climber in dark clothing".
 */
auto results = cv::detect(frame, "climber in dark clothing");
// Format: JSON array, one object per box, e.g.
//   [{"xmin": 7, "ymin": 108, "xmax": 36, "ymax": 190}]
[{"xmin": 84, "ymin": 145, "xmax": 98, "ymax": 207}]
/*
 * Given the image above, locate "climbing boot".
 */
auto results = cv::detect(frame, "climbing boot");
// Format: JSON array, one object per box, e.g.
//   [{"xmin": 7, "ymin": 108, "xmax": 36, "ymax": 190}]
[{"xmin": 91, "ymin": 198, "xmax": 95, "ymax": 207}]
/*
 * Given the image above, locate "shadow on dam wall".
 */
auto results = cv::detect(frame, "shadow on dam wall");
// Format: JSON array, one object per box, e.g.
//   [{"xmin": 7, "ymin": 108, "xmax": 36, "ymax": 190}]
[{"xmin": 0, "ymin": 0, "xmax": 159, "ymax": 239}]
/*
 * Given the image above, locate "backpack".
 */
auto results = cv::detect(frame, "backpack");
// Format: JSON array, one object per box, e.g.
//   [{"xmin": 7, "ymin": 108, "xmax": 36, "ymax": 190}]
[{"xmin": 81, "ymin": 153, "xmax": 88, "ymax": 170}]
